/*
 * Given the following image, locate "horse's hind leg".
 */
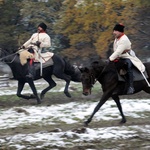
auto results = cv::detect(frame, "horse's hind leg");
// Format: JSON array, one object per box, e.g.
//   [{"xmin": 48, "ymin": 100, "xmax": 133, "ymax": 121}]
[
  {"xmin": 54, "ymin": 73, "xmax": 71, "ymax": 97},
  {"xmin": 52, "ymin": 60, "xmax": 72, "ymax": 97},
  {"xmin": 112, "ymin": 95, "xmax": 126, "ymax": 123},
  {"xmin": 40, "ymin": 76, "xmax": 56, "ymax": 99},
  {"xmin": 17, "ymin": 81, "xmax": 36, "ymax": 99},
  {"xmin": 26, "ymin": 78, "xmax": 41, "ymax": 104}
]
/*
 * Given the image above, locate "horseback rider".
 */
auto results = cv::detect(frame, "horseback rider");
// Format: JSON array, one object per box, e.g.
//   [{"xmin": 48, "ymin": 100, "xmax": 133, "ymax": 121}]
[
  {"xmin": 19, "ymin": 22, "xmax": 52, "ymax": 78},
  {"xmin": 109, "ymin": 23, "xmax": 145, "ymax": 95}
]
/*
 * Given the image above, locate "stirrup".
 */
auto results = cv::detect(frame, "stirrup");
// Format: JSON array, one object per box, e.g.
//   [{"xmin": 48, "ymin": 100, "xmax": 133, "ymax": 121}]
[
  {"xmin": 127, "ymin": 87, "xmax": 135, "ymax": 95},
  {"xmin": 26, "ymin": 73, "xmax": 33, "ymax": 79}
]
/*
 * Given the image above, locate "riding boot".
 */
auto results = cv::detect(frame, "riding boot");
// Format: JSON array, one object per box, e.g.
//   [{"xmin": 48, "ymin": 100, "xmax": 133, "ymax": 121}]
[
  {"xmin": 127, "ymin": 71, "xmax": 135, "ymax": 95},
  {"xmin": 26, "ymin": 59, "xmax": 35, "ymax": 79}
]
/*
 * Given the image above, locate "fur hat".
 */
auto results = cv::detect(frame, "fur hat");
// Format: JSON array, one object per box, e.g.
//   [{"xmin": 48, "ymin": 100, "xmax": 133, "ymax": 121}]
[
  {"xmin": 113, "ymin": 23, "xmax": 125, "ymax": 32},
  {"xmin": 38, "ymin": 22, "xmax": 47, "ymax": 31}
]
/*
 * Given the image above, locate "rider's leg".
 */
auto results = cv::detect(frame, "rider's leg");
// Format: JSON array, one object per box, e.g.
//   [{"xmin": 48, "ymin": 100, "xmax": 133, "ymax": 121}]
[
  {"xmin": 26, "ymin": 59, "xmax": 35, "ymax": 79},
  {"xmin": 26, "ymin": 48, "xmax": 35, "ymax": 79},
  {"xmin": 123, "ymin": 59, "xmax": 135, "ymax": 94}
]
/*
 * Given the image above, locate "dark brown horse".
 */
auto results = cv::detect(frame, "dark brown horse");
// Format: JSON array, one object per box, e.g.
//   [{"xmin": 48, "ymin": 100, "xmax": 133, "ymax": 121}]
[
  {"xmin": 79, "ymin": 60, "xmax": 150, "ymax": 126},
  {"xmin": 0, "ymin": 49, "xmax": 81, "ymax": 104}
]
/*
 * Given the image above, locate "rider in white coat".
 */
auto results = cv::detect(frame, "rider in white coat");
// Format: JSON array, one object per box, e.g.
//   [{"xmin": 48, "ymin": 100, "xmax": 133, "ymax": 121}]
[
  {"xmin": 109, "ymin": 23, "xmax": 145, "ymax": 94},
  {"xmin": 23, "ymin": 22, "xmax": 53, "ymax": 62},
  {"xmin": 20, "ymin": 22, "xmax": 53, "ymax": 78}
]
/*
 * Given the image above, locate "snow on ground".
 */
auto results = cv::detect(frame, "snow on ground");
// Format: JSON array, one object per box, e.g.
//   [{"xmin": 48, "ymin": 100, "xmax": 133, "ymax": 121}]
[
  {"xmin": 0, "ymin": 99, "xmax": 150, "ymax": 149},
  {"xmin": 0, "ymin": 80, "xmax": 150, "ymax": 149},
  {"xmin": 0, "ymin": 100, "xmax": 150, "ymax": 129}
]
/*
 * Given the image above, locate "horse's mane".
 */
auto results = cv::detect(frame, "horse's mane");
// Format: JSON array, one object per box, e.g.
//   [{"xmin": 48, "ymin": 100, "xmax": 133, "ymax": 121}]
[{"xmin": 90, "ymin": 59, "xmax": 118, "ymax": 76}]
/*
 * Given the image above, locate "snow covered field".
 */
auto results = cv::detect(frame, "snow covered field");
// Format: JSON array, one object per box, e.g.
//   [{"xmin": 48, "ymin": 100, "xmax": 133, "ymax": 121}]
[
  {"xmin": 0, "ymin": 79, "xmax": 150, "ymax": 149},
  {"xmin": 0, "ymin": 99, "xmax": 150, "ymax": 149}
]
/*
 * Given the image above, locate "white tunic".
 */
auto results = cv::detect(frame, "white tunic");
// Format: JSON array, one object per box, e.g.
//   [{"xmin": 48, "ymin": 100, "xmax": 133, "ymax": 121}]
[
  {"xmin": 109, "ymin": 34, "xmax": 145, "ymax": 72},
  {"xmin": 23, "ymin": 32, "xmax": 53, "ymax": 62}
]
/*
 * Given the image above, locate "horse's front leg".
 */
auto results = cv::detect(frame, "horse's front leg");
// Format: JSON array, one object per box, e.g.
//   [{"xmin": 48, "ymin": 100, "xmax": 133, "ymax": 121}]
[
  {"xmin": 84, "ymin": 92, "xmax": 111, "ymax": 126},
  {"xmin": 26, "ymin": 78, "xmax": 41, "ymax": 104},
  {"xmin": 112, "ymin": 95, "xmax": 126, "ymax": 123},
  {"xmin": 17, "ymin": 81, "xmax": 35, "ymax": 99},
  {"xmin": 64, "ymin": 80, "xmax": 71, "ymax": 97}
]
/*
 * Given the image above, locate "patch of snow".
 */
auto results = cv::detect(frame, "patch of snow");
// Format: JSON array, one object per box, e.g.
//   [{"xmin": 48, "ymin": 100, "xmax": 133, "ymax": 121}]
[{"xmin": 0, "ymin": 99, "xmax": 150, "ymax": 149}]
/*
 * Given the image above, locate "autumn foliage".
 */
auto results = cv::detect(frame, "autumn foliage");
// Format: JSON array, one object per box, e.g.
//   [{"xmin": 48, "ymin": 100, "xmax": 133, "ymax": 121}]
[{"xmin": 0, "ymin": 0, "xmax": 150, "ymax": 60}]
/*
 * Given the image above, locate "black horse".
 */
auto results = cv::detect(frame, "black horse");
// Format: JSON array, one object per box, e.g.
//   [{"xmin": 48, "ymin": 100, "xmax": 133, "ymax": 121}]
[
  {"xmin": 0, "ymin": 50, "xmax": 81, "ymax": 104},
  {"xmin": 79, "ymin": 60, "xmax": 150, "ymax": 126}
]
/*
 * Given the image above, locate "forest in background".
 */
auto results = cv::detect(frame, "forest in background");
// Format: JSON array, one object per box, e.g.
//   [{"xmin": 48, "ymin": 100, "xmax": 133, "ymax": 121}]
[{"xmin": 0, "ymin": 0, "xmax": 150, "ymax": 64}]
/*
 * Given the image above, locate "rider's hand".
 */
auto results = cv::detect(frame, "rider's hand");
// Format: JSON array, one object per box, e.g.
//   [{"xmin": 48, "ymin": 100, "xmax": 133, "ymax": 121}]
[
  {"xmin": 105, "ymin": 59, "xmax": 111, "ymax": 64},
  {"xmin": 18, "ymin": 45, "xmax": 25, "ymax": 50},
  {"xmin": 35, "ymin": 41, "xmax": 41, "ymax": 47}
]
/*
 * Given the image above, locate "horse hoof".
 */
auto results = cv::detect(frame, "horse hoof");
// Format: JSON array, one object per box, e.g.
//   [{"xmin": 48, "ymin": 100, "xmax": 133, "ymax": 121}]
[
  {"xmin": 84, "ymin": 121, "xmax": 89, "ymax": 127},
  {"xmin": 64, "ymin": 92, "xmax": 71, "ymax": 98},
  {"xmin": 30, "ymin": 94, "xmax": 36, "ymax": 99},
  {"xmin": 37, "ymin": 101, "xmax": 41, "ymax": 104},
  {"xmin": 40, "ymin": 94, "xmax": 44, "ymax": 100},
  {"xmin": 120, "ymin": 119, "xmax": 126, "ymax": 124}
]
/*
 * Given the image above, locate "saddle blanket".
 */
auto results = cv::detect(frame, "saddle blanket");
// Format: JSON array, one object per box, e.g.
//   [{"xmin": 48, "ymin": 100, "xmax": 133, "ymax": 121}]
[
  {"xmin": 19, "ymin": 50, "xmax": 54, "ymax": 65},
  {"xmin": 34, "ymin": 58, "xmax": 54, "ymax": 70}
]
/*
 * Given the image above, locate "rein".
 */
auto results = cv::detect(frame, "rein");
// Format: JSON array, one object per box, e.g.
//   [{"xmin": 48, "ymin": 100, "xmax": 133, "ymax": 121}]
[
  {"xmin": 0, "ymin": 52, "xmax": 18, "ymax": 63},
  {"xmin": 90, "ymin": 64, "xmax": 108, "ymax": 86}
]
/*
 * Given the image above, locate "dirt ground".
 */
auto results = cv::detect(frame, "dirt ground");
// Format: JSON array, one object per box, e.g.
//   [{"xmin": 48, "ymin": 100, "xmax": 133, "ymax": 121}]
[
  {"xmin": 0, "ymin": 90, "xmax": 150, "ymax": 150},
  {"xmin": 0, "ymin": 88, "xmax": 150, "ymax": 108}
]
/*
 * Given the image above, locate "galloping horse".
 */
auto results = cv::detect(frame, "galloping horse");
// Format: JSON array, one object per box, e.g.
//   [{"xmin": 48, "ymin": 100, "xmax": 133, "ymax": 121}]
[
  {"xmin": 79, "ymin": 60, "xmax": 150, "ymax": 126},
  {"xmin": 0, "ymin": 49, "xmax": 81, "ymax": 104}
]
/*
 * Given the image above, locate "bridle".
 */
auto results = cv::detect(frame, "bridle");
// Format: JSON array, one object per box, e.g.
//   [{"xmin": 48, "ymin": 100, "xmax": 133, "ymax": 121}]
[
  {"xmin": 89, "ymin": 64, "xmax": 108, "ymax": 87},
  {"xmin": 89, "ymin": 73, "xmax": 96, "ymax": 87}
]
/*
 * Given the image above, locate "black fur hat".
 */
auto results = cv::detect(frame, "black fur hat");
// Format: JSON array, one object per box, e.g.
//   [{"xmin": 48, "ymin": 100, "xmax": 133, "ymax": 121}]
[
  {"xmin": 113, "ymin": 23, "xmax": 125, "ymax": 32},
  {"xmin": 38, "ymin": 22, "xmax": 47, "ymax": 31}
]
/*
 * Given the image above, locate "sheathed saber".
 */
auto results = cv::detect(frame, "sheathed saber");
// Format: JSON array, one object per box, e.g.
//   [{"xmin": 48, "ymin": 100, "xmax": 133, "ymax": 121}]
[
  {"xmin": 38, "ymin": 49, "xmax": 43, "ymax": 76},
  {"xmin": 37, "ymin": 33, "xmax": 43, "ymax": 76},
  {"xmin": 40, "ymin": 56, "xmax": 42, "ymax": 76},
  {"xmin": 141, "ymin": 71, "xmax": 150, "ymax": 87}
]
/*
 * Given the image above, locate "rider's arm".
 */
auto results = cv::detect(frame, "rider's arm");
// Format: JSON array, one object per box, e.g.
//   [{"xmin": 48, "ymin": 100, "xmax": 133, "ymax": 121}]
[
  {"xmin": 109, "ymin": 40, "xmax": 127, "ymax": 61},
  {"xmin": 39, "ymin": 34, "xmax": 51, "ymax": 48},
  {"xmin": 23, "ymin": 34, "xmax": 35, "ymax": 48}
]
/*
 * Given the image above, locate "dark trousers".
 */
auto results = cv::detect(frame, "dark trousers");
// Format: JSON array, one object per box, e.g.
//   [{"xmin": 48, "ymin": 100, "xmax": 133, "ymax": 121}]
[
  {"xmin": 120, "ymin": 58, "xmax": 134, "ymax": 88},
  {"xmin": 26, "ymin": 48, "xmax": 35, "ymax": 78}
]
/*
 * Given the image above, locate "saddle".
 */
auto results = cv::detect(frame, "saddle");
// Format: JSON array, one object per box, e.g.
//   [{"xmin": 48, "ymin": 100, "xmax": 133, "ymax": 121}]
[
  {"xmin": 34, "ymin": 58, "xmax": 54, "ymax": 70},
  {"xmin": 19, "ymin": 49, "xmax": 54, "ymax": 66},
  {"xmin": 118, "ymin": 66, "xmax": 148, "ymax": 82}
]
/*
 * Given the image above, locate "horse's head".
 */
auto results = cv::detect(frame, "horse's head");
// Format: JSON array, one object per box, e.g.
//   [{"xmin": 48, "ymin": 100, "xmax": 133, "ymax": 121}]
[{"xmin": 79, "ymin": 67, "xmax": 95, "ymax": 96}]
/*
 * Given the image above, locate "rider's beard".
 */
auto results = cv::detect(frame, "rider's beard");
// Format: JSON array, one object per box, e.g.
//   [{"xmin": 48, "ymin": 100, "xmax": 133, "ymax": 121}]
[
  {"xmin": 37, "ymin": 29, "xmax": 41, "ymax": 33},
  {"xmin": 38, "ymin": 29, "xmax": 45, "ymax": 33}
]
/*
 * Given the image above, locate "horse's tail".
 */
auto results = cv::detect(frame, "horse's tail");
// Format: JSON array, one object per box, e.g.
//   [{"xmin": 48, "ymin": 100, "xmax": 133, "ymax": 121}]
[
  {"xmin": 63, "ymin": 58, "xmax": 81, "ymax": 82},
  {"xmin": 63, "ymin": 58, "xmax": 75, "ymax": 75},
  {"xmin": 52, "ymin": 54, "xmax": 81, "ymax": 82}
]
